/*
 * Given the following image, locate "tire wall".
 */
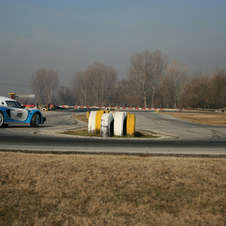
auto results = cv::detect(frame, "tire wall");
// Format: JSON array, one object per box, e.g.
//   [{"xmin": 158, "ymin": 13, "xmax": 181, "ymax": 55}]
[
  {"xmin": 88, "ymin": 111, "xmax": 97, "ymax": 133},
  {"xmin": 89, "ymin": 110, "xmax": 135, "ymax": 137},
  {"xmin": 114, "ymin": 112, "xmax": 127, "ymax": 136},
  {"xmin": 86, "ymin": 111, "xmax": 90, "ymax": 119},
  {"xmin": 95, "ymin": 110, "xmax": 106, "ymax": 133},
  {"xmin": 127, "ymin": 113, "xmax": 135, "ymax": 136},
  {"xmin": 100, "ymin": 113, "xmax": 114, "ymax": 138}
]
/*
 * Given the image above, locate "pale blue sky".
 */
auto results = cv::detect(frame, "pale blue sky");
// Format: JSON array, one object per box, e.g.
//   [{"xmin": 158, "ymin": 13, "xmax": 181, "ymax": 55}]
[{"xmin": 0, "ymin": 0, "xmax": 226, "ymax": 96}]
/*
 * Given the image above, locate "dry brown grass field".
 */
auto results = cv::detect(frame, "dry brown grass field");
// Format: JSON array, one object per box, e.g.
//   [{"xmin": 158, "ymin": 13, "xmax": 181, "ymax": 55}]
[
  {"xmin": 1, "ymin": 152, "xmax": 226, "ymax": 225},
  {"xmin": 160, "ymin": 111, "xmax": 226, "ymax": 126}
]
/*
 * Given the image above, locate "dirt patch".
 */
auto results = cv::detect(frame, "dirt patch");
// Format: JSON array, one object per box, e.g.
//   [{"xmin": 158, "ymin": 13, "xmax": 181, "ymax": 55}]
[
  {"xmin": 160, "ymin": 111, "xmax": 226, "ymax": 126},
  {"xmin": 73, "ymin": 114, "xmax": 88, "ymax": 123},
  {"xmin": 1, "ymin": 152, "xmax": 226, "ymax": 225}
]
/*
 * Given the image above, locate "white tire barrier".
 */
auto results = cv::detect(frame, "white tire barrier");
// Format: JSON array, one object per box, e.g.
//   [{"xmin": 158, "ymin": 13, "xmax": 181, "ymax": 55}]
[
  {"xmin": 114, "ymin": 112, "xmax": 127, "ymax": 136},
  {"xmin": 95, "ymin": 110, "xmax": 106, "ymax": 133},
  {"xmin": 88, "ymin": 111, "xmax": 97, "ymax": 133},
  {"xmin": 100, "ymin": 113, "xmax": 114, "ymax": 138}
]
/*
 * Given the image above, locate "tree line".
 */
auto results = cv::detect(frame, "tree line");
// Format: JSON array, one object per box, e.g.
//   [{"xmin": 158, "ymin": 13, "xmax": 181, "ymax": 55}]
[{"xmin": 30, "ymin": 49, "xmax": 226, "ymax": 109}]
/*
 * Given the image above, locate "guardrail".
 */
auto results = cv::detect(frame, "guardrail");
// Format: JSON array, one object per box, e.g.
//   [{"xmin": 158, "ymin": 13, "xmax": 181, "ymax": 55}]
[
  {"xmin": 22, "ymin": 104, "xmax": 177, "ymax": 111},
  {"xmin": 73, "ymin": 105, "xmax": 165, "ymax": 111}
]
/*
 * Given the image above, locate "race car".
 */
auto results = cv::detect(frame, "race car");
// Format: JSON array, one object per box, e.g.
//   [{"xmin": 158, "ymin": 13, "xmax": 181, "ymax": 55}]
[{"xmin": 0, "ymin": 96, "xmax": 46, "ymax": 127}]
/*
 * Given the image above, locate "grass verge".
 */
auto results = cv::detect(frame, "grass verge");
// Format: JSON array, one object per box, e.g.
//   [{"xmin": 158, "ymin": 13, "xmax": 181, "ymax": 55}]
[
  {"xmin": 63, "ymin": 129, "xmax": 158, "ymax": 138},
  {"xmin": 0, "ymin": 152, "xmax": 226, "ymax": 225},
  {"xmin": 160, "ymin": 111, "xmax": 226, "ymax": 126}
]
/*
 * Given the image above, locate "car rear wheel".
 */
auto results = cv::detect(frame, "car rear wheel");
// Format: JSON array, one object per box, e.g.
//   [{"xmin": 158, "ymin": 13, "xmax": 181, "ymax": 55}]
[
  {"xmin": 0, "ymin": 112, "xmax": 4, "ymax": 127},
  {"xmin": 30, "ymin": 113, "xmax": 40, "ymax": 127}
]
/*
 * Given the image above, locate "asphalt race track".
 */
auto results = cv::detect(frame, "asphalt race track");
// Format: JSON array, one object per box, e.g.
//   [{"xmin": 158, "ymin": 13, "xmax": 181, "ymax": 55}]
[{"xmin": 0, "ymin": 109, "xmax": 226, "ymax": 157}]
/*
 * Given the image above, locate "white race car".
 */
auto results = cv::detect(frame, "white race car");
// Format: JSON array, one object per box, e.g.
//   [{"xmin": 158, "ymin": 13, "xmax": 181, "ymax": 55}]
[{"xmin": 0, "ymin": 96, "xmax": 46, "ymax": 127}]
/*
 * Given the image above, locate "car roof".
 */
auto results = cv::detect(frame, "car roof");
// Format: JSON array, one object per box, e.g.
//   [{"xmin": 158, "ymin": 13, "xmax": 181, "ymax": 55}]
[
  {"xmin": 0, "ymin": 96, "xmax": 16, "ymax": 101},
  {"xmin": 0, "ymin": 96, "xmax": 17, "ymax": 105}
]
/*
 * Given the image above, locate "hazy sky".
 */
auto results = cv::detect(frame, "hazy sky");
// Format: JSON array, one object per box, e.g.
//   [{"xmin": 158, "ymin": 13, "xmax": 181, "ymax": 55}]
[{"xmin": 0, "ymin": 0, "xmax": 226, "ymax": 96}]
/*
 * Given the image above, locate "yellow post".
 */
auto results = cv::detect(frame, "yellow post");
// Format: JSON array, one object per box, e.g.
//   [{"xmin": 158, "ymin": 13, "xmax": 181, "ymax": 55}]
[
  {"xmin": 95, "ymin": 110, "xmax": 105, "ymax": 134},
  {"xmin": 127, "ymin": 113, "xmax": 135, "ymax": 136}
]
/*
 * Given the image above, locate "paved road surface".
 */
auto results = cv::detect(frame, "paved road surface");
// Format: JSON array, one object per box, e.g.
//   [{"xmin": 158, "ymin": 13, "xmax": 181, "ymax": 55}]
[
  {"xmin": 134, "ymin": 111, "xmax": 226, "ymax": 141},
  {"xmin": 0, "ymin": 109, "xmax": 226, "ymax": 156}
]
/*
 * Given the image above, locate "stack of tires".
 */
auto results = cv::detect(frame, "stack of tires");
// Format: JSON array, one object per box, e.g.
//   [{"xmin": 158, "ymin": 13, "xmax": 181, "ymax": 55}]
[{"xmin": 88, "ymin": 110, "xmax": 135, "ymax": 137}]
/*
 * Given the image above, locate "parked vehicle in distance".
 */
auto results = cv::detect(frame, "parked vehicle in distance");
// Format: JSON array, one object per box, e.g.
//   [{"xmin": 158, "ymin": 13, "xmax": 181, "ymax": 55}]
[{"xmin": 0, "ymin": 96, "xmax": 46, "ymax": 127}]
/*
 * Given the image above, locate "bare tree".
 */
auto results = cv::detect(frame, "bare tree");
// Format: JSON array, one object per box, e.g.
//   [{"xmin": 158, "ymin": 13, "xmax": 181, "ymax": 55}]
[
  {"xmin": 71, "ymin": 63, "xmax": 117, "ymax": 106},
  {"xmin": 128, "ymin": 49, "xmax": 168, "ymax": 108},
  {"xmin": 72, "ymin": 70, "xmax": 90, "ymax": 106},
  {"xmin": 30, "ymin": 69, "xmax": 59, "ymax": 105},
  {"xmin": 210, "ymin": 70, "xmax": 226, "ymax": 108},
  {"xmin": 183, "ymin": 72, "xmax": 211, "ymax": 109},
  {"xmin": 128, "ymin": 50, "xmax": 153, "ymax": 108},
  {"xmin": 162, "ymin": 61, "xmax": 188, "ymax": 109},
  {"xmin": 44, "ymin": 70, "xmax": 59, "ymax": 104},
  {"xmin": 151, "ymin": 49, "xmax": 168, "ymax": 108},
  {"xmin": 113, "ymin": 79, "xmax": 138, "ymax": 107},
  {"xmin": 87, "ymin": 62, "xmax": 117, "ymax": 106},
  {"xmin": 30, "ymin": 69, "xmax": 45, "ymax": 104},
  {"xmin": 57, "ymin": 86, "xmax": 73, "ymax": 105}
]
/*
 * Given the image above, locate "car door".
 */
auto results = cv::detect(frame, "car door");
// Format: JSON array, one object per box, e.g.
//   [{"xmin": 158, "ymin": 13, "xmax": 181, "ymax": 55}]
[
  {"xmin": 5, "ymin": 100, "xmax": 29, "ymax": 122},
  {"xmin": 9, "ymin": 108, "xmax": 28, "ymax": 121}
]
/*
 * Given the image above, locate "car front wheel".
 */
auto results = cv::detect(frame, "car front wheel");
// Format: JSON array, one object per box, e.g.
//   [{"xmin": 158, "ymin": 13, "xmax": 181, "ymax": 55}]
[
  {"xmin": 0, "ymin": 112, "xmax": 4, "ymax": 127},
  {"xmin": 30, "ymin": 113, "xmax": 40, "ymax": 127}
]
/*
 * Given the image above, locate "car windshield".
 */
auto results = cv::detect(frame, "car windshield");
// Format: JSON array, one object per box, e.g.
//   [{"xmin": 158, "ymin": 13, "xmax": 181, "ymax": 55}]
[{"xmin": 6, "ymin": 101, "xmax": 21, "ymax": 108}]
